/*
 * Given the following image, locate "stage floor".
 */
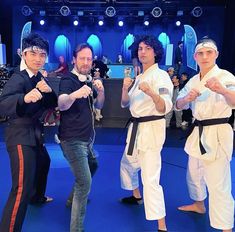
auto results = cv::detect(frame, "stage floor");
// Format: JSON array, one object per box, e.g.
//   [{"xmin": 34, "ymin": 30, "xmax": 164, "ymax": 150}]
[{"xmin": 0, "ymin": 127, "xmax": 235, "ymax": 232}]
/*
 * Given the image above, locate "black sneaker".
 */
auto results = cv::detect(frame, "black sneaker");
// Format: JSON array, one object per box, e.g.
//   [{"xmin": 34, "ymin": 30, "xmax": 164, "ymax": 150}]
[{"xmin": 120, "ymin": 196, "xmax": 143, "ymax": 205}]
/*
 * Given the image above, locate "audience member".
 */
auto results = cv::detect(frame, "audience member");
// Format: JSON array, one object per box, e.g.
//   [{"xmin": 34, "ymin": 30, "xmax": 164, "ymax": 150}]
[
  {"xmin": 179, "ymin": 72, "xmax": 192, "ymax": 127},
  {"xmin": 102, "ymin": 55, "xmax": 111, "ymax": 64},
  {"xmin": 13, "ymin": 48, "xmax": 21, "ymax": 67},
  {"xmin": 174, "ymin": 41, "xmax": 183, "ymax": 75},
  {"xmin": 93, "ymin": 59, "xmax": 109, "ymax": 79},
  {"xmin": 165, "ymin": 75, "xmax": 182, "ymax": 128},
  {"xmin": 116, "ymin": 54, "xmax": 123, "ymax": 64},
  {"xmin": 53, "ymin": 55, "xmax": 69, "ymax": 75},
  {"xmin": 91, "ymin": 67, "xmax": 104, "ymax": 121}
]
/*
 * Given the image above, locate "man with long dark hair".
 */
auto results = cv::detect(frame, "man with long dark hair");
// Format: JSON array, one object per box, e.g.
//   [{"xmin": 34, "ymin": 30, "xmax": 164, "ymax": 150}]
[{"xmin": 120, "ymin": 35, "xmax": 173, "ymax": 232}]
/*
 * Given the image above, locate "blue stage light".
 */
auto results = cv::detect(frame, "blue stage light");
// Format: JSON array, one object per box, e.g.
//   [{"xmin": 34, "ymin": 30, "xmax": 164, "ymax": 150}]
[
  {"xmin": 118, "ymin": 20, "xmax": 124, "ymax": 27},
  {"xmin": 98, "ymin": 20, "xmax": 104, "ymax": 26},
  {"xmin": 73, "ymin": 20, "xmax": 79, "ymax": 26},
  {"xmin": 144, "ymin": 20, "xmax": 149, "ymax": 26},
  {"xmin": 40, "ymin": 19, "xmax": 45, "ymax": 25},
  {"xmin": 176, "ymin": 20, "xmax": 181, "ymax": 26}
]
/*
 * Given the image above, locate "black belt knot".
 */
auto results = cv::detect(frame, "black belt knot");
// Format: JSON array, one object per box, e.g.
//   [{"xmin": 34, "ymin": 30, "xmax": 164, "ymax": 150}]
[
  {"xmin": 188, "ymin": 117, "xmax": 229, "ymax": 155},
  {"xmin": 127, "ymin": 115, "xmax": 165, "ymax": 156}
]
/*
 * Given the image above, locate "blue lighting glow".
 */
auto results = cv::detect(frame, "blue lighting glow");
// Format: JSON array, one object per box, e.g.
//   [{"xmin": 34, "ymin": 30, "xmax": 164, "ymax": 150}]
[
  {"xmin": 54, "ymin": 35, "xmax": 72, "ymax": 62},
  {"xmin": 158, "ymin": 32, "xmax": 170, "ymax": 48},
  {"xmin": 122, "ymin": 33, "xmax": 135, "ymax": 63},
  {"xmin": 87, "ymin": 34, "xmax": 102, "ymax": 58}
]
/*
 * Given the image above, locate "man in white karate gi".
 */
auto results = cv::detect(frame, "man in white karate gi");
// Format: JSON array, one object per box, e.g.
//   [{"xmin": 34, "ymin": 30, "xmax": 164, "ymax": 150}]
[
  {"xmin": 176, "ymin": 37, "xmax": 235, "ymax": 232},
  {"xmin": 120, "ymin": 35, "xmax": 173, "ymax": 232}
]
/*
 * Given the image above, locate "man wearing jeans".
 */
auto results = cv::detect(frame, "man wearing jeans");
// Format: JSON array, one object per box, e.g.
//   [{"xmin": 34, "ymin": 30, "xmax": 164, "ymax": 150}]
[{"xmin": 58, "ymin": 43, "xmax": 104, "ymax": 232}]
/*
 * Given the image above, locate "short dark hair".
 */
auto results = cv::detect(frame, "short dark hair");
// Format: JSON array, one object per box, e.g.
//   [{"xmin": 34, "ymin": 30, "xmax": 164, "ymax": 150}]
[
  {"xmin": 181, "ymin": 72, "xmax": 188, "ymax": 77},
  {"xmin": 137, "ymin": 35, "xmax": 164, "ymax": 63},
  {"xmin": 73, "ymin": 43, "xmax": 93, "ymax": 58},
  {"xmin": 22, "ymin": 33, "xmax": 49, "ymax": 55},
  {"xmin": 195, "ymin": 36, "xmax": 217, "ymax": 49}
]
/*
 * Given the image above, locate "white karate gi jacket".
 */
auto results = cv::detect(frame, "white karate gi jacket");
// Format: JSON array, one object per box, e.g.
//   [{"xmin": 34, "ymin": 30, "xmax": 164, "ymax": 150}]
[
  {"xmin": 177, "ymin": 65, "xmax": 235, "ymax": 161},
  {"xmin": 126, "ymin": 63, "xmax": 173, "ymax": 151}
]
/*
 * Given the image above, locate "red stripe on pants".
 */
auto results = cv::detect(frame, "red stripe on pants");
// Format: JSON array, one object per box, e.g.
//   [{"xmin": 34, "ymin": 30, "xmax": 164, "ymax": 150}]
[{"xmin": 9, "ymin": 145, "xmax": 24, "ymax": 232}]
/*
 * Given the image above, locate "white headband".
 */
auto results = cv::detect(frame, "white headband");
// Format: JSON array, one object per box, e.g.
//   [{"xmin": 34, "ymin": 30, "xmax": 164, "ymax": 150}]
[
  {"xmin": 23, "ymin": 46, "xmax": 47, "ymax": 55},
  {"xmin": 195, "ymin": 42, "xmax": 218, "ymax": 53}
]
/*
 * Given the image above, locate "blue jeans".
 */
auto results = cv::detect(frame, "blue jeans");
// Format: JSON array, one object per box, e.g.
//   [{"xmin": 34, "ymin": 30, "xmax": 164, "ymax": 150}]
[{"xmin": 61, "ymin": 138, "xmax": 92, "ymax": 232}]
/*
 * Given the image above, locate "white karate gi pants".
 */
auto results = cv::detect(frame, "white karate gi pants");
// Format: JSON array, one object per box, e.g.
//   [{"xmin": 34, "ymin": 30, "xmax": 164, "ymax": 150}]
[
  {"xmin": 187, "ymin": 154, "xmax": 234, "ymax": 230},
  {"xmin": 120, "ymin": 145, "xmax": 166, "ymax": 220}
]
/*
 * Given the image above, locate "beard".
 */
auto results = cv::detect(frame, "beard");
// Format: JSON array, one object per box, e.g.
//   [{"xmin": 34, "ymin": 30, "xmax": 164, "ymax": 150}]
[{"xmin": 75, "ymin": 64, "xmax": 91, "ymax": 75}]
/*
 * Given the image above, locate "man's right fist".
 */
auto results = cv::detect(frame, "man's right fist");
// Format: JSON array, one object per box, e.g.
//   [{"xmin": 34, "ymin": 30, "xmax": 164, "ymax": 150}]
[
  {"xmin": 70, "ymin": 85, "xmax": 92, "ymax": 100},
  {"xmin": 123, "ymin": 77, "xmax": 133, "ymax": 90},
  {"xmin": 24, "ymin": 88, "xmax": 43, "ymax": 103}
]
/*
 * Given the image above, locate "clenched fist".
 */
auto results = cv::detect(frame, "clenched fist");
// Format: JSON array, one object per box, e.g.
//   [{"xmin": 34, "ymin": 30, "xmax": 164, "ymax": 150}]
[
  {"xmin": 205, "ymin": 77, "xmax": 225, "ymax": 94},
  {"xmin": 36, "ymin": 79, "xmax": 52, "ymax": 93},
  {"xmin": 93, "ymin": 79, "xmax": 104, "ymax": 92},
  {"xmin": 184, "ymin": 88, "xmax": 200, "ymax": 103},
  {"xmin": 24, "ymin": 88, "xmax": 43, "ymax": 103},
  {"xmin": 139, "ymin": 81, "xmax": 153, "ymax": 97},
  {"xmin": 122, "ymin": 77, "xmax": 134, "ymax": 91},
  {"xmin": 71, "ymin": 85, "xmax": 92, "ymax": 100}
]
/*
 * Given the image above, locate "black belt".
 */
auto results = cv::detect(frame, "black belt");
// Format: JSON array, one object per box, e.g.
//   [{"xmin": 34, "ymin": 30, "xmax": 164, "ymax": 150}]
[
  {"xmin": 127, "ymin": 115, "xmax": 165, "ymax": 156},
  {"xmin": 187, "ymin": 117, "xmax": 229, "ymax": 155}
]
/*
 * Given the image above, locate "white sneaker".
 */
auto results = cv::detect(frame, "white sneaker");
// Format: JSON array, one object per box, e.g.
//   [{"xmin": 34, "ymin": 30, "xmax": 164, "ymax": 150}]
[{"xmin": 54, "ymin": 134, "xmax": 60, "ymax": 144}]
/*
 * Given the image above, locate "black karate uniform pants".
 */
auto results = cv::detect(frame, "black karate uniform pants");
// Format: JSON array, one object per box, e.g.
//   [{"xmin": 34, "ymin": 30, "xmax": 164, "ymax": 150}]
[
  {"xmin": 0, "ymin": 144, "xmax": 51, "ymax": 232},
  {"xmin": 0, "ymin": 145, "xmax": 37, "ymax": 232},
  {"xmin": 30, "ymin": 144, "xmax": 51, "ymax": 204}
]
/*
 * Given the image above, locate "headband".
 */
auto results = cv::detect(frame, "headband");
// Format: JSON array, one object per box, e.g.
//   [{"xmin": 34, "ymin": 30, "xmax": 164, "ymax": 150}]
[
  {"xmin": 195, "ymin": 41, "xmax": 217, "ymax": 53},
  {"xmin": 23, "ymin": 46, "xmax": 47, "ymax": 55}
]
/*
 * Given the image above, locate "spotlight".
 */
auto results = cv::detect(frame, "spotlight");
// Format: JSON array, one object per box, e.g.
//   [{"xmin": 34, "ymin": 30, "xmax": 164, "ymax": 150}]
[
  {"xmin": 105, "ymin": 6, "xmax": 116, "ymax": 17},
  {"xmin": 98, "ymin": 20, "xmax": 104, "ymax": 26},
  {"xmin": 73, "ymin": 20, "xmax": 79, "ymax": 26},
  {"xmin": 60, "ymin": 6, "xmax": 71, "ymax": 17},
  {"xmin": 118, "ymin": 19, "xmax": 124, "ymax": 27},
  {"xmin": 151, "ymin": 7, "xmax": 162, "ymax": 18},
  {"xmin": 176, "ymin": 20, "xmax": 181, "ymax": 26},
  {"xmin": 21, "ymin": 5, "xmax": 33, "ymax": 16},
  {"xmin": 144, "ymin": 16, "xmax": 149, "ymax": 26},
  {"xmin": 40, "ymin": 19, "xmax": 45, "ymax": 25},
  {"xmin": 98, "ymin": 16, "xmax": 104, "ymax": 26}
]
